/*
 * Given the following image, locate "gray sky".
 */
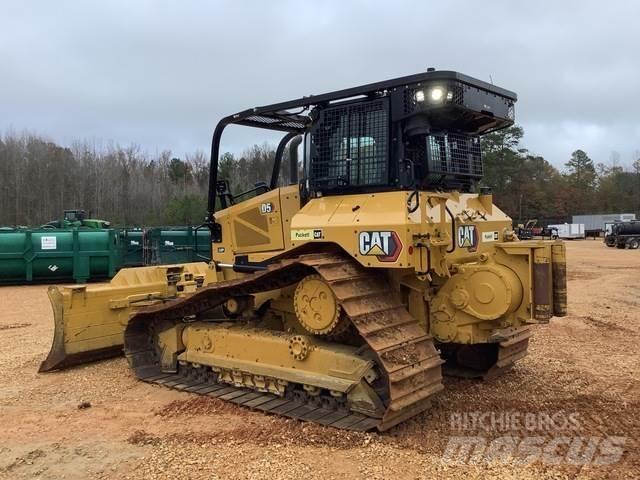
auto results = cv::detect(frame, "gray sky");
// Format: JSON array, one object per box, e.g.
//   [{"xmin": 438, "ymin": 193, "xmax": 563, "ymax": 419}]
[{"xmin": 2, "ymin": 1, "xmax": 640, "ymax": 169}]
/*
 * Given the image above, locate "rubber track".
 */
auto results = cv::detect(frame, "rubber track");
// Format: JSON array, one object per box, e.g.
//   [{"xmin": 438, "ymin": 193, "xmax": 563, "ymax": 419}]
[{"xmin": 124, "ymin": 252, "xmax": 444, "ymax": 431}]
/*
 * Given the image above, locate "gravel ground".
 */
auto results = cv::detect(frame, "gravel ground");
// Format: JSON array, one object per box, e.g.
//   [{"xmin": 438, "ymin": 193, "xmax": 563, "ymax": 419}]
[{"xmin": 0, "ymin": 240, "xmax": 638, "ymax": 479}]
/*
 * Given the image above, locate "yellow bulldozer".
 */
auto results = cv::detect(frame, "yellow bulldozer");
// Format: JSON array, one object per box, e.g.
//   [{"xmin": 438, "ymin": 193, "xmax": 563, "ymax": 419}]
[{"xmin": 40, "ymin": 70, "xmax": 567, "ymax": 432}]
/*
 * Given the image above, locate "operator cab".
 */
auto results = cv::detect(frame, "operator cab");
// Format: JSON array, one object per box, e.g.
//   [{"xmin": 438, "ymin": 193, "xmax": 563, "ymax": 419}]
[
  {"xmin": 305, "ymin": 75, "xmax": 515, "ymax": 195},
  {"xmin": 207, "ymin": 70, "xmax": 516, "ymax": 225}
]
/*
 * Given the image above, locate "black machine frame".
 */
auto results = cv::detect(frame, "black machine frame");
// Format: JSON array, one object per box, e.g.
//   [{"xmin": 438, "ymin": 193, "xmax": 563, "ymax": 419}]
[{"xmin": 206, "ymin": 70, "xmax": 517, "ymax": 232}]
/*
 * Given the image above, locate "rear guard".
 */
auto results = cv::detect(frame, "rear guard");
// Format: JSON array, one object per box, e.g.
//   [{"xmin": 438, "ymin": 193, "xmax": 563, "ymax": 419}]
[{"xmin": 39, "ymin": 263, "xmax": 216, "ymax": 372}]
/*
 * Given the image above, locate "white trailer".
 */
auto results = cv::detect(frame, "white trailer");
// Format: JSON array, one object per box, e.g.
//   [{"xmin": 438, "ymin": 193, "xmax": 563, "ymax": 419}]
[
  {"xmin": 548, "ymin": 223, "xmax": 585, "ymax": 239},
  {"xmin": 572, "ymin": 214, "xmax": 636, "ymax": 234}
]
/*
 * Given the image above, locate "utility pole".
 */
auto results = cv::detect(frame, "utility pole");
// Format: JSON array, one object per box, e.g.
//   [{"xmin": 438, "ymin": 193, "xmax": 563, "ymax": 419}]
[{"xmin": 519, "ymin": 193, "xmax": 523, "ymax": 223}]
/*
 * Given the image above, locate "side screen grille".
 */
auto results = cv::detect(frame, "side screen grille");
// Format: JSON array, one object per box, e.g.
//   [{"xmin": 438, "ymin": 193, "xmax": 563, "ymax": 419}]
[
  {"xmin": 310, "ymin": 98, "xmax": 389, "ymax": 190},
  {"xmin": 406, "ymin": 132, "xmax": 482, "ymax": 187},
  {"xmin": 427, "ymin": 133, "xmax": 482, "ymax": 177}
]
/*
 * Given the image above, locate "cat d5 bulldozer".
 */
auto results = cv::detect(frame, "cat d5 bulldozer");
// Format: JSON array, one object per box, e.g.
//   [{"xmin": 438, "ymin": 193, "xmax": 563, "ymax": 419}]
[{"xmin": 40, "ymin": 70, "xmax": 567, "ymax": 431}]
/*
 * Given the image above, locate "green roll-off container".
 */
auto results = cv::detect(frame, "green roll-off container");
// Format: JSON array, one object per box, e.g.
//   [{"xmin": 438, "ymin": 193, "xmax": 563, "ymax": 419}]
[
  {"xmin": 0, "ymin": 228, "xmax": 120, "ymax": 284},
  {"xmin": 147, "ymin": 227, "xmax": 211, "ymax": 265},
  {"xmin": 119, "ymin": 228, "xmax": 145, "ymax": 267}
]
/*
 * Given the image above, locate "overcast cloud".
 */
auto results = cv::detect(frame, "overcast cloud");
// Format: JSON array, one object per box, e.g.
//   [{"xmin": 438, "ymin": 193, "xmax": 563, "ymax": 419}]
[{"xmin": 1, "ymin": 0, "xmax": 639, "ymax": 168}]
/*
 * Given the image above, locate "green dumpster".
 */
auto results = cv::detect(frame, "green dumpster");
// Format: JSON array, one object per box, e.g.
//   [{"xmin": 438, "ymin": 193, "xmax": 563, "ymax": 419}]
[
  {"xmin": 0, "ymin": 228, "xmax": 121, "ymax": 284},
  {"xmin": 146, "ymin": 227, "xmax": 210, "ymax": 265},
  {"xmin": 119, "ymin": 228, "xmax": 145, "ymax": 267}
]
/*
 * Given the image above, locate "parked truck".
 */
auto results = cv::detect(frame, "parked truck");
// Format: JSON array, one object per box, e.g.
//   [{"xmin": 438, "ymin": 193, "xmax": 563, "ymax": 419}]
[{"xmin": 604, "ymin": 221, "xmax": 640, "ymax": 249}]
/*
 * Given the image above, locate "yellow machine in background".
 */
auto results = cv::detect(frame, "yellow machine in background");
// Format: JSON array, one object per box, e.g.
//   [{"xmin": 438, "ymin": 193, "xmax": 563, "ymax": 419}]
[{"xmin": 40, "ymin": 70, "xmax": 567, "ymax": 431}]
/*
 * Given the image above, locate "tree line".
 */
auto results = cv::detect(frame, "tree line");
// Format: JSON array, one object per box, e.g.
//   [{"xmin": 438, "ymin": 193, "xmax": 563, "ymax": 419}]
[
  {"xmin": 0, "ymin": 133, "xmax": 286, "ymax": 227},
  {"xmin": 1, "ymin": 127, "xmax": 638, "ymax": 227},
  {"xmin": 482, "ymin": 126, "xmax": 640, "ymax": 223}
]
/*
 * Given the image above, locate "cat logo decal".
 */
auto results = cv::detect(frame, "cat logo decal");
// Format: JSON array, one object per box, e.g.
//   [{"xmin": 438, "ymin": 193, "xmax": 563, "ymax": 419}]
[
  {"xmin": 358, "ymin": 231, "xmax": 402, "ymax": 262},
  {"xmin": 457, "ymin": 225, "xmax": 478, "ymax": 249}
]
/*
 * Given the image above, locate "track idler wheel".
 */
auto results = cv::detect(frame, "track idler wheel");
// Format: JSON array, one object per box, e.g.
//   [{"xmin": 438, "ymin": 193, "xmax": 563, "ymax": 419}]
[{"xmin": 293, "ymin": 274, "xmax": 347, "ymax": 335}]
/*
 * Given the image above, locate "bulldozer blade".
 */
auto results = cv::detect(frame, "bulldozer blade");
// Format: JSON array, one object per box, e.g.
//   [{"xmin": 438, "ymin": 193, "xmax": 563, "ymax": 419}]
[
  {"xmin": 39, "ymin": 263, "xmax": 216, "ymax": 372},
  {"xmin": 39, "ymin": 286, "xmax": 126, "ymax": 372}
]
